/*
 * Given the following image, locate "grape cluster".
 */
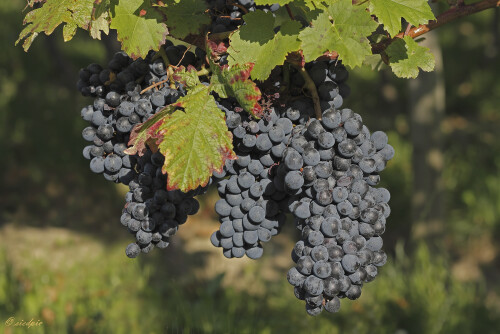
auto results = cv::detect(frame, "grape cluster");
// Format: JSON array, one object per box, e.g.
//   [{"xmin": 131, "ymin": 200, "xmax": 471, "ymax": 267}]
[
  {"xmin": 78, "ymin": 44, "xmax": 211, "ymax": 257},
  {"xmin": 279, "ymin": 110, "xmax": 394, "ymax": 315},
  {"xmin": 79, "ymin": 46, "xmax": 193, "ymax": 183},
  {"xmin": 207, "ymin": 56, "xmax": 393, "ymax": 315},
  {"xmin": 76, "ymin": 40, "xmax": 204, "ymax": 98},
  {"xmin": 121, "ymin": 149, "xmax": 208, "ymax": 258},
  {"xmin": 77, "ymin": 32, "xmax": 394, "ymax": 314},
  {"xmin": 209, "ymin": 103, "xmax": 289, "ymax": 259},
  {"xmin": 208, "ymin": 59, "xmax": 355, "ymax": 260},
  {"xmin": 77, "ymin": 52, "xmax": 149, "ymax": 98}
]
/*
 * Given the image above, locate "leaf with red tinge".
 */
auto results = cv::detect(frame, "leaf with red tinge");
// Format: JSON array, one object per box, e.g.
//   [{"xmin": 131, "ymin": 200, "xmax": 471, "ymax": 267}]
[
  {"xmin": 211, "ymin": 63, "xmax": 263, "ymax": 119},
  {"xmin": 172, "ymin": 65, "xmax": 200, "ymax": 89},
  {"xmin": 208, "ymin": 42, "xmax": 262, "ymax": 118},
  {"xmin": 207, "ymin": 40, "xmax": 228, "ymax": 58},
  {"xmin": 126, "ymin": 71, "xmax": 236, "ymax": 192}
]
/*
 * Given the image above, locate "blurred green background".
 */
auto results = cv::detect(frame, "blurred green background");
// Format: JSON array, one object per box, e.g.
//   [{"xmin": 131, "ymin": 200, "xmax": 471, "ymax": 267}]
[{"xmin": 1, "ymin": 1, "xmax": 500, "ymax": 333}]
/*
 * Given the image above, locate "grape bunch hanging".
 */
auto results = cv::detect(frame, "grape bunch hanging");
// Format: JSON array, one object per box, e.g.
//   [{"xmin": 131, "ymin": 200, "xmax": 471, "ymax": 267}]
[{"xmin": 76, "ymin": 0, "xmax": 394, "ymax": 317}]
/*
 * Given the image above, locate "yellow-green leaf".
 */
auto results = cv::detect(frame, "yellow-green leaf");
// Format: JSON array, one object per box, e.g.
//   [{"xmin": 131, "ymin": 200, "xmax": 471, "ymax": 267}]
[
  {"xmin": 369, "ymin": 0, "xmax": 435, "ymax": 37},
  {"xmin": 298, "ymin": 0, "xmax": 378, "ymax": 68},
  {"xmin": 110, "ymin": 0, "xmax": 168, "ymax": 59},
  {"xmin": 126, "ymin": 71, "xmax": 236, "ymax": 192},
  {"xmin": 386, "ymin": 36, "xmax": 435, "ymax": 78}
]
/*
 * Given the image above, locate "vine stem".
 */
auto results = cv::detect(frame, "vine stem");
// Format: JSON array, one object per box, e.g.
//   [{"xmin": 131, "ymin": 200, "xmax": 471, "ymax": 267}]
[
  {"xmin": 155, "ymin": 47, "xmax": 171, "ymax": 67},
  {"xmin": 291, "ymin": 64, "xmax": 322, "ymax": 120},
  {"xmin": 282, "ymin": 63, "xmax": 291, "ymax": 91},
  {"xmin": 372, "ymin": 0, "xmax": 500, "ymax": 54},
  {"xmin": 285, "ymin": 4, "xmax": 295, "ymax": 20}
]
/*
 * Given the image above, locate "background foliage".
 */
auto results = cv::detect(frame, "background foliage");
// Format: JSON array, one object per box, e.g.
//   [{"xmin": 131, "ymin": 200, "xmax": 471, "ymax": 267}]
[{"xmin": 1, "ymin": 0, "xmax": 500, "ymax": 333}]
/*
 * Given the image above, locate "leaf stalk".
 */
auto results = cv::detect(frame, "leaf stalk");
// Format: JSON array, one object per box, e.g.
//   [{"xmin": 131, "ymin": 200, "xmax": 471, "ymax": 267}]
[{"xmin": 291, "ymin": 64, "xmax": 322, "ymax": 120}]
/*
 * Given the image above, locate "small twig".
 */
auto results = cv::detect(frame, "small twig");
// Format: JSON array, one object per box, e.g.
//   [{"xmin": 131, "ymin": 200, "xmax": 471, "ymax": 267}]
[
  {"xmin": 140, "ymin": 77, "xmax": 170, "ymax": 94},
  {"xmin": 227, "ymin": 1, "xmax": 248, "ymax": 14},
  {"xmin": 219, "ymin": 15, "xmax": 243, "ymax": 22},
  {"xmin": 372, "ymin": 0, "xmax": 500, "ymax": 54},
  {"xmin": 176, "ymin": 45, "xmax": 193, "ymax": 67},
  {"xmin": 291, "ymin": 64, "xmax": 322, "ymax": 120},
  {"xmin": 285, "ymin": 4, "xmax": 295, "ymax": 20},
  {"xmin": 354, "ymin": 0, "xmax": 369, "ymax": 6}
]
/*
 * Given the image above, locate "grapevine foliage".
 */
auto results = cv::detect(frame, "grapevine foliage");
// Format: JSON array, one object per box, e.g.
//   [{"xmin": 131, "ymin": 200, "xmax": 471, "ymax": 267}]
[
  {"xmin": 17, "ymin": 0, "xmax": 437, "ymax": 77},
  {"xmin": 227, "ymin": 11, "xmax": 302, "ymax": 80},
  {"xmin": 16, "ymin": 0, "xmax": 439, "ymax": 191}
]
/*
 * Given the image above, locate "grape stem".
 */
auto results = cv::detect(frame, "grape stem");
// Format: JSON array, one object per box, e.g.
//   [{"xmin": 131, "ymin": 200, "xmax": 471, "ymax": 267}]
[
  {"xmin": 176, "ymin": 44, "xmax": 193, "ymax": 67},
  {"xmin": 285, "ymin": 4, "xmax": 295, "ymax": 20},
  {"xmin": 372, "ymin": 0, "xmax": 500, "ymax": 54},
  {"xmin": 282, "ymin": 63, "xmax": 291, "ymax": 92},
  {"xmin": 155, "ymin": 47, "xmax": 171, "ymax": 67},
  {"xmin": 140, "ymin": 77, "xmax": 170, "ymax": 94},
  {"xmin": 227, "ymin": 2, "xmax": 248, "ymax": 14},
  {"xmin": 291, "ymin": 64, "xmax": 322, "ymax": 121}
]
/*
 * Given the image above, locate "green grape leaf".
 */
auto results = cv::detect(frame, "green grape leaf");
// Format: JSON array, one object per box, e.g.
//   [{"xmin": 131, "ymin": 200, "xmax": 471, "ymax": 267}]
[
  {"xmin": 161, "ymin": 0, "xmax": 210, "ymax": 39},
  {"xmin": 228, "ymin": 10, "xmax": 301, "ymax": 81},
  {"xmin": 125, "ymin": 76, "xmax": 236, "ymax": 192},
  {"xmin": 286, "ymin": 1, "xmax": 323, "ymax": 21},
  {"xmin": 93, "ymin": 0, "xmax": 112, "ymax": 20},
  {"xmin": 298, "ymin": 0, "xmax": 378, "ymax": 68},
  {"xmin": 110, "ymin": 0, "xmax": 168, "ymax": 59},
  {"xmin": 17, "ymin": 0, "xmax": 98, "ymax": 50},
  {"xmin": 386, "ymin": 36, "xmax": 435, "ymax": 78},
  {"xmin": 369, "ymin": 0, "xmax": 435, "ymax": 37}
]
